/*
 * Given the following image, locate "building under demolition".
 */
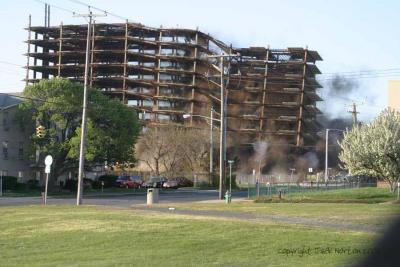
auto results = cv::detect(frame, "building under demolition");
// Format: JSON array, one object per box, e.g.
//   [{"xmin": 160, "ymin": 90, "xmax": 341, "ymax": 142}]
[{"xmin": 25, "ymin": 21, "xmax": 322, "ymax": 147}]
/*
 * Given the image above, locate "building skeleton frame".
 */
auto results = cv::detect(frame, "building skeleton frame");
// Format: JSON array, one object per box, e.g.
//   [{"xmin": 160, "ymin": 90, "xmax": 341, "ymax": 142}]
[{"xmin": 25, "ymin": 21, "xmax": 323, "ymax": 147}]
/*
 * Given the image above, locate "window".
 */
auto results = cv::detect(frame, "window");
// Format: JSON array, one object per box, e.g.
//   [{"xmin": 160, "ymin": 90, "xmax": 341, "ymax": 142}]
[
  {"xmin": 2, "ymin": 141, "xmax": 8, "ymax": 160},
  {"xmin": 18, "ymin": 142, "xmax": 24, "ymax": 160}
]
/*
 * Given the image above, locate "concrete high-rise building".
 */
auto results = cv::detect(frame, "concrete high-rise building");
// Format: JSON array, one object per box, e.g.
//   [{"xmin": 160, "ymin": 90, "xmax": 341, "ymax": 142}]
[{"xmin": 24, "ymin": 21, "xmax": 323, "ymax": 147}]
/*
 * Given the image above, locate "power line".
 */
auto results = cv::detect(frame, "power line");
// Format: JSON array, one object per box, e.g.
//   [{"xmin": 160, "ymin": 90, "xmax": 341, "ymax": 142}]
[
  {"xmin": 32, "ymin": 0, "xmax": 76, "ymax": 15},
  {"xmin": 66, "ymin": 0, "xmax": 129, "ymax": 21},
  {"xmin": 0, "ymin": 61, "xmax": 23, "ymax": 68},
  {"xmin": 320, "ymin": 67, "xmax": 400, "ymax": 76}
]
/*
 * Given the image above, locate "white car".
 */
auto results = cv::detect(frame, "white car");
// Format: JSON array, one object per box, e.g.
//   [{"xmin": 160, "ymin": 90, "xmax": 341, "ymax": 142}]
[{"xmin": 162, "ymin": 180, "xmax": 179, "ymax": 189}]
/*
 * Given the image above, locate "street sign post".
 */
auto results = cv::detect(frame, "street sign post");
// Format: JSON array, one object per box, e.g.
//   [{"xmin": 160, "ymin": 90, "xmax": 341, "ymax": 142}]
[
  {"xmin": 44, "ymin": 155, "xmax": 53, "ymax": 205},
  {"xmin": 227, "ymin": 160, "xmax": 234, "ymax": 204},
  {"xmin": 0, "ymin": 170, "xmax": 3, "ymax": 197}
]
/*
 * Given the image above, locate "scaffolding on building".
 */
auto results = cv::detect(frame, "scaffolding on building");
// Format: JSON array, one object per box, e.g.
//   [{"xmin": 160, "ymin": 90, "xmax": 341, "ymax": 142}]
[{"xmin": 24, "ymin": 21, "xmax": 323, "ymax": 146}]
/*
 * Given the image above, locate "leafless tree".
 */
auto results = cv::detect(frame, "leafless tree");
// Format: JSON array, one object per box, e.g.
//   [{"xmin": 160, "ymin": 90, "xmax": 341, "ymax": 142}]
[{"xmin": 136, "ymin": 126, "xmax": 214, "ymax": 178}]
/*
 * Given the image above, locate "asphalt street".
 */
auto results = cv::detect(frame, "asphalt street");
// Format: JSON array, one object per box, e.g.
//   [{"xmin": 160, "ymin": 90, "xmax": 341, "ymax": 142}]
[{"xmin": 0, "ymin": 189, "xmax": 248, "ymax": 207}]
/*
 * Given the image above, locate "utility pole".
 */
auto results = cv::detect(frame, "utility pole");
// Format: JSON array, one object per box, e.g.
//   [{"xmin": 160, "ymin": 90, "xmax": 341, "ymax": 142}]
[
  {"xmin": 210, "ymin": 107, "xmax": 214, "ymax": 185},
  {"xmin": 207, "ymin": 53, "xmax": 240, "ymax": 199},
  {"xmin": 348, "ymin": 102, "xmax": 359, "ymax": 125},
  {"xmin": 74, "ymin": 9, "xmax": 106, "ymax": 206}
]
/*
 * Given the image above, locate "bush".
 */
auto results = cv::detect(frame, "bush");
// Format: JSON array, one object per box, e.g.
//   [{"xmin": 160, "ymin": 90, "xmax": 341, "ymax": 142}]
[
  {"xmin": 92, "ymin": 180, "xmax": 102, "ymax": 189},
  {"xmin": 83, "ymin": 178, "xmax": 93, "ymax": 190},
  {"xmin": 98, "ymin": 175, "xmax": 118, "ymax": 188},
  {"xmin": 64, "ymin": 179, "xmax": 77, "ymax": 192},
  {"xmin": 26, "ymin": 179, "xmax": 40, "ymax": 190},
  {"xmin": 15, "ymin": 182, "xmax": 27, "ymax": 191},
  {"xmin": 2, "ymin": 176, "xmax": 18, "ymax": 190},
  {"xmin": 64, "ymin": 178, "xmax": 94, "ymax": 191}
]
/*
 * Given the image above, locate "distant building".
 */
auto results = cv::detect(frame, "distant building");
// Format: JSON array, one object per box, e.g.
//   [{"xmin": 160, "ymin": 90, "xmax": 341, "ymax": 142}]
[
  {"xmin": 388, "ymin": 80, "xmax": 400, "ymax": 112},
  {"xmin": 0, "ymin": 94, "xmax": 34, "ymax": 181}
]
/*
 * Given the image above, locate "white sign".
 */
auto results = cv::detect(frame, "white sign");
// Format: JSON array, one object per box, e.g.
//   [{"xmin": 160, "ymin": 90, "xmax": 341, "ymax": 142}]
[
  {"xmin": 45, "ymin": 165, "xmax": 51, "ymax": 174},
  {"xmin": 45, "ymin": 155, "xmax": 53, "ymax": 166},
  {"xmin": 308, "ymin": 168, "xmax": 313, "ymax": 173}
]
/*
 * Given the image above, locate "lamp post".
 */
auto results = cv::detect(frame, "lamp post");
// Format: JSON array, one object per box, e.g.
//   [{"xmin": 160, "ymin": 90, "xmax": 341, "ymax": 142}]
[
  {"xmin": 289, "ymin": 168, "xmax": 295, "ymax": 194},
  {"xmin": 0, "ymin": 170, "xmax": 3, "ymax": 197},
  {"xmin": 228, "ymin": 160, "xmax": 234, "ymax": 201},
  {"xmin": 183, "ymin": 113, "xmax": 221, "ymax": 195},
  {"xmin": 325, "ymin": 129, "xmax": 345, "ymax": 183},
  {"xmin": 210, "ymin": 107, "xmax": 214, "ymax": 185},
  {"xmin": 207, "ymin": 53, "xmax": 240, "ymax": 199}
]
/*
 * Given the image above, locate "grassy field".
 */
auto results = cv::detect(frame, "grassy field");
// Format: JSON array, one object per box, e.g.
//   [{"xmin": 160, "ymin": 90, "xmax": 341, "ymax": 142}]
[
  {"xmin": 168, "ymin": 202, "xmax": 400, "ymax": 226},
  {"xmin": 0, "ymin": 205, "xmax": 375, "ymax": 267},
  {"xmin": 256, "ymin": 187, "xmax": 397, "ymax": 203},
  {"xmin": 164, "ymin": 188, "xmax": 400, "ymax": 226}
]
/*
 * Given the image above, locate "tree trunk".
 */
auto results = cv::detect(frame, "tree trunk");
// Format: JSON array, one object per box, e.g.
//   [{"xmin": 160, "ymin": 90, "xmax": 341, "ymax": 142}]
[{"xmin": 155, "ymin": 158, "xmax": 159, "ymax": 176}]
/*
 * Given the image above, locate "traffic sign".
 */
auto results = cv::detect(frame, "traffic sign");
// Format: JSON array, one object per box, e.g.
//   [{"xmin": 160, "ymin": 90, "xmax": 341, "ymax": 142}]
[
  {"xmin": 45, "ymin": 155, "xmax": 53, "ymax": 166},
  {"xmin": 45, "ymin": 165, "xmax": 51, "ymax": 174}
]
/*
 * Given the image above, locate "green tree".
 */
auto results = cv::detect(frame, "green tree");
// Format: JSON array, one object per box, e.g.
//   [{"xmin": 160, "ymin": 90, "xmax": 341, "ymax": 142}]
[
  {"xmin": 18, "ymin": 78, "xmax": 140, "ymax": 186},
  {"xmin": 339, "ymin": 108, "xmax": 400, "ymax": 192}
]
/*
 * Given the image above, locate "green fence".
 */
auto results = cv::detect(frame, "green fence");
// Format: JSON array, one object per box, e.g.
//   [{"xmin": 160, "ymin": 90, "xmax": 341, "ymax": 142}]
[{"xmin": 245, "ymin": 182, "xmax": 377, "ymax": 199}]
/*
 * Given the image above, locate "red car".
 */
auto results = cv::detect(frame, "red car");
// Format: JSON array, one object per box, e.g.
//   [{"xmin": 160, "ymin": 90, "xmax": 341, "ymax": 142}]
[{"xmin": 116, "ymin": 176, "xmax": 143, "ymax": 189}]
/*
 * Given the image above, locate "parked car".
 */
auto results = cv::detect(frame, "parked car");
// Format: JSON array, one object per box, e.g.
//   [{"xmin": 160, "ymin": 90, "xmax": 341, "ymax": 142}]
[
  {"xmin": 116, "ymin": 175, "xmax": 143, "ymax": 189},
  {"xmin": 163, "ymin": 179, "xmax": 179, "ymax": 189},
  {"xmin": 142, "ymin": 177, "xmax": 167, "ymax": 188},
  {"xmin": 175, "ymin": 177, "xmax": 194, "ymax": 187}
]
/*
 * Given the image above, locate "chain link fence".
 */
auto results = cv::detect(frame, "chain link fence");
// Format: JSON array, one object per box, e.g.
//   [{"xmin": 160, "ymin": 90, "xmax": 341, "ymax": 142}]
[{"xmin": 236, "ymin": 174, "xmax": 377, "ymax": 198}]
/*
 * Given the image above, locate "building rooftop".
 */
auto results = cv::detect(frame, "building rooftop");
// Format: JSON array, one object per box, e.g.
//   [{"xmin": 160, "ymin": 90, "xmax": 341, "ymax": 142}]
[{"xmin": 0, "ymin": 93, "xmax": 24, "ymax": 110}]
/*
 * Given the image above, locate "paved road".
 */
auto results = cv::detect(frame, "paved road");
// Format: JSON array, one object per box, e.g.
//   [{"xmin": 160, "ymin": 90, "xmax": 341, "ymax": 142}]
[{"xmin": 0, "ymin": 189, "xmax": 248, "ymax": 207}]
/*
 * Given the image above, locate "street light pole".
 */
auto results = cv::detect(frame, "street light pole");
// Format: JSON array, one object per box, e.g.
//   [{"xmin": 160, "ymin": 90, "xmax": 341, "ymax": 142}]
[
  {"xmin": 0, "ymin": 170, "xmax": 3, "ymax": 197},
  {"xmin": 228, "ymin": 160, "xmax": 234, "ymax": 204},
  {"xmin": 210, "ymin": 107, "xmax": 214, "ymax": 185},
  {"xmin": 183, "ymin": 113, "xmax": 220, "ymax": 187},
  {"xmin": 325, "ymin": 128, "xmax": 345, "ymax": 183},
  {"xmin": 324, "ymin": 129, "xmax": 329, "ymax": 183},
  {"xmin": 289, "ymin": 168, "xmax": 295, "ymax": 194},
  {"xmin": 219, "ymin": 56, "xmax": 225, "ymax": 199}
]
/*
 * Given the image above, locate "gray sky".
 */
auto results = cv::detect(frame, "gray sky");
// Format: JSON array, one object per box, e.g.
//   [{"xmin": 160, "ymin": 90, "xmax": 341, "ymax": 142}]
[{"xmin": 1, "ymin": 0, "xmax": 399, "ymax": 122}]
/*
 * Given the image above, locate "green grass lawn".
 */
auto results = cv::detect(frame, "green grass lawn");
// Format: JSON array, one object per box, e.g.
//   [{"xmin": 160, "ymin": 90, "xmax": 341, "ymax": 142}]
[
  {"xmin": 0, "ymin": 205, "xmax": 376, "ymax": 267},
  {"xmin": 264, "ymin": 187, "xmax": 398, "ymax": 203},
  {"xmin": 168, "ymin": 202, "xmax": 400, "ymax": 226},
  {"xmin": 166, "ymin": 188, "xmax": 400, "ymax": 226}
]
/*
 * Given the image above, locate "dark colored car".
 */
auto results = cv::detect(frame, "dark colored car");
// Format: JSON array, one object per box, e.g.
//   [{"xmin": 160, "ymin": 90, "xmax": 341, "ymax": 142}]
[
  {"xmin": 116, "ymin": 175, "xmax": 143, "ymax": 189},
  {"xmin": 175, "ymin": 177, "xmax": 194, "ymax": 187},
  {"xmin": 142, "ymin": 177, "xmax": 167, "ymax": 188}
]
